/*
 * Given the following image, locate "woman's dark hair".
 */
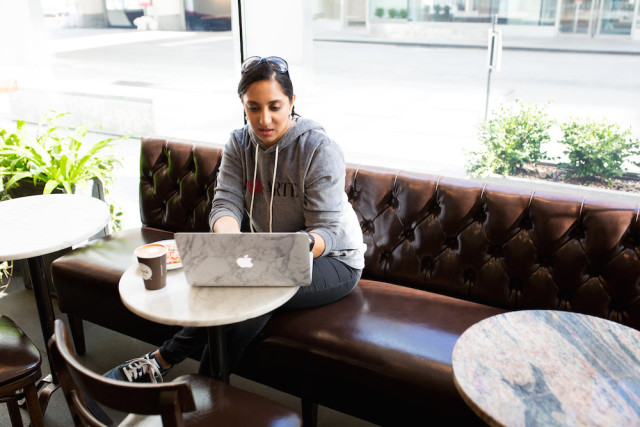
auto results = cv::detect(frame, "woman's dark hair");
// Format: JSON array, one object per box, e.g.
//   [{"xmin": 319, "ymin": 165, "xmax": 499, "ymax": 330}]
[{"xmin": 238, "ymin": 62, "xmax": 297, "ymax": 116}]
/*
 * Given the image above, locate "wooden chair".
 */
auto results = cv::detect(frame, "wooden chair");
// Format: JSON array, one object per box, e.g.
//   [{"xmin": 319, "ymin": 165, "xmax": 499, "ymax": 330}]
[
  {"xmin": 0, "ymin": 315, "xmax": 44, "ymax": 427},
  {"xmin": 48, "ymin": 319, "xmax": 301, "ymax": 426}
]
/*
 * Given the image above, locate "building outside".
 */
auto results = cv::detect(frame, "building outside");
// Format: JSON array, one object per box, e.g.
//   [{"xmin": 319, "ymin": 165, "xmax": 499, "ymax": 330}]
[
  {"xmin": 42, "ymin": 0, "xmax": 640, "ymax": 39},
  {"xmin": 315, "ymin": 0, "xmax": 640, "ymax": 39}
]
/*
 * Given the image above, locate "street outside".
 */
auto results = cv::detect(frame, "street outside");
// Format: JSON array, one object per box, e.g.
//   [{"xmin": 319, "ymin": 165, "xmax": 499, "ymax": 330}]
[{"xmin": 1, "ymin": 27, "xmax": 639, "ymax": 229}]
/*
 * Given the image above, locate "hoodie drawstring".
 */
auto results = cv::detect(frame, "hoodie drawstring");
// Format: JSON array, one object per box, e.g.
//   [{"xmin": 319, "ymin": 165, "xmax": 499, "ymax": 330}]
[
  {"xmin": 248, "ymin": 143, "xmax": 279, "ymax": 233},
  {"xmin": 249, "ymin": 143, "xmax": 259, "ymax": 233},
  {"xmin": 269, "ymin": 145, "xmax": 279, "ymax": 233}
]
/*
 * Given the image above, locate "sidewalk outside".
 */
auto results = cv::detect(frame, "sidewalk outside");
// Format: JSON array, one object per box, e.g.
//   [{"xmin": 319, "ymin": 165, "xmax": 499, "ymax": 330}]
[{"xmin": 313, "ymin": 20, "xmax": 640, "ymax": 54}]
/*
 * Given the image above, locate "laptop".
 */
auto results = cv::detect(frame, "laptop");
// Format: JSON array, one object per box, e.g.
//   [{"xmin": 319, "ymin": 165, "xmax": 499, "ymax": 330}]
[{"xmin": 174, "ymin": 232, "xmax": 313, "ymax": 287}]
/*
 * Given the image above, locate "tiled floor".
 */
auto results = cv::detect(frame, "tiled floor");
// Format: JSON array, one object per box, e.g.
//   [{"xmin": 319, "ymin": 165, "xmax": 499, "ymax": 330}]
[{"xmin": 0, "ymin": 272, "xmax": 377, "ymax": 426}]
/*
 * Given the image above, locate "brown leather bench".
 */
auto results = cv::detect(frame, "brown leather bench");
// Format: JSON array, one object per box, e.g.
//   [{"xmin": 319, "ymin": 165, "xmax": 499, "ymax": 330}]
[{"xmin": 52, "ymin": 137, "xmax": 640, "ymax": 426}]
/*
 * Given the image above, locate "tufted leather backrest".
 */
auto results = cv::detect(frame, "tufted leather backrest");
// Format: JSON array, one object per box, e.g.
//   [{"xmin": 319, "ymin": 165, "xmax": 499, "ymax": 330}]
[
  {"xmin": 140, "ymin": 137, "xmax": 222, "ymax": 232},
  {"xmin": 140, "ymin": 138, "xmax": 640, "ymax": 330},
  {"xmin": 345, "ymin": 165, "xmax": 640, "ymax": 329}
]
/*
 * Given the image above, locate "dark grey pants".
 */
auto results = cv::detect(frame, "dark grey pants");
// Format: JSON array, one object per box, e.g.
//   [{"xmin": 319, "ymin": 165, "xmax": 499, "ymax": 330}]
[{"xmin": 158, "ymin": 256, "xmax": 362, "ymax": 375}]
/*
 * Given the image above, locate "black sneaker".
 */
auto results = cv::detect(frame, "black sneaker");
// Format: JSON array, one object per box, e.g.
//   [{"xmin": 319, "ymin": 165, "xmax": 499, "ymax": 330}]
[{"xmin": 104, "ymin": 352, "xmax": 170, "ymax": 383}]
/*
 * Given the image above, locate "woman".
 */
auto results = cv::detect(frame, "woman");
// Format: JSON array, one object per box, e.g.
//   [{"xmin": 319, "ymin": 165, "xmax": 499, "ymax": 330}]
[{"xmin": 106, "ymin": 56, "xmax": 365, "ymax": 382}]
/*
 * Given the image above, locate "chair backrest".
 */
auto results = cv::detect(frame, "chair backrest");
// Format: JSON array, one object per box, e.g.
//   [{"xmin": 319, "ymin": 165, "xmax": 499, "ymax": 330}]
[{"xmin": 48, "ymin": 320, "xmax": 196, "ymax": 427}]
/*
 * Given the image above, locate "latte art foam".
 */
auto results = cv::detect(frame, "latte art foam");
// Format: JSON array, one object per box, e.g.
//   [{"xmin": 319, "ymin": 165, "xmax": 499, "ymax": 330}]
[{"xmin": 135, "ymin": 244, "xmax": 167, "ymax": 258}]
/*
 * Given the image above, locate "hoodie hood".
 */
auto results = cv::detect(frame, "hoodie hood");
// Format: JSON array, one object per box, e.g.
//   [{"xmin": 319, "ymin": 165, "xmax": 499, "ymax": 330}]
[{"xmin": 248, "ymin": 117, "xmax": 325, "ymax": 153}]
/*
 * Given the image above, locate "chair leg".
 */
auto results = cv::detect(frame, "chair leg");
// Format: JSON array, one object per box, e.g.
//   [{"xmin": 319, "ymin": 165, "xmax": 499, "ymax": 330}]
[
  {"xmin": 23, "ymin": 383, "xmax": 44, "ymax": 427},
  {"xmin": 301, "ymin": 399, "xmax": 317, "ymax": 427},
  {"xmin": 6, "ymin": 400, "xmax": 24, "ymax": 427},
  {"xmin": 67, "ymin": 314, "xmax": 86, "ymax": 355}
]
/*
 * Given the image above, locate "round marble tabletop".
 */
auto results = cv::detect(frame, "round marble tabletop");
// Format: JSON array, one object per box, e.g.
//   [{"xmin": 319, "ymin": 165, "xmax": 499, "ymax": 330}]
[
  {"xmin": 452, "ymin": 310, "xmax": 640, "ymax": 426},
  {"xmin": 119, "ymin": 264, "xmax": 299, "ymax": 327},
  {"xmin": 0, "ymin": 194, "xmax": 110, "ymax": 261}
]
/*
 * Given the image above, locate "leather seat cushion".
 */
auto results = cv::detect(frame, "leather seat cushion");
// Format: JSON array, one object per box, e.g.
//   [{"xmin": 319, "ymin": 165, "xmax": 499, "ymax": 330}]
[
  {"xmin": 238, "ymin": 279, "xmax": 506, "ymax": 425},
  {"xmin": 0, "ymin": 315, "xmax": 41, "ymax": 386},
  {"xmin": 51, "ymin": 227, "xmax": 182, "ymax": 347}
]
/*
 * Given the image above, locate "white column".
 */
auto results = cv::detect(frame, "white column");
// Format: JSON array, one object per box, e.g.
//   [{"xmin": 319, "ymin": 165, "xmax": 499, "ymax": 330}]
[
  {"xmin": 69, "ymin": 0, "xmax": 107, "ymax": 27},
  {"xmin": 631, "ymin": 0, "xmax": 640, "ymax": 39},
  {"xmin": 554, "ymin": 0, "xmax": 563, "ymax": 36},
  {"xmin": 342, "ymin": 0, "xmax": 348, "ymax": 28},
  {"xmin": 152, "ymin": 0, "xmax": 186, "ymax": 30},
  {"xmin": 0, "ymin": 0, "xmax": 49, "ymax": 66},
  {"xmin": 235, "ymin": 0, "xmax": 314, "ymax": 96}
]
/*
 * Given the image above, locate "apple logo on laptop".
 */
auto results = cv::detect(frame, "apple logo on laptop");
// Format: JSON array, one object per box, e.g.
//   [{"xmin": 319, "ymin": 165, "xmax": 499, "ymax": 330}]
[{"xmin": 236, "ymin": 254, "xmax": 253, "ymax": 268}]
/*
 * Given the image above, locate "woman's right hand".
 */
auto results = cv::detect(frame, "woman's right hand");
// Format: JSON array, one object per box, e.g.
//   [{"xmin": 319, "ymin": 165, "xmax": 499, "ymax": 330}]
[{"xmin": 212, "ymin": 216, "xmax": 241, "ymax": 233}]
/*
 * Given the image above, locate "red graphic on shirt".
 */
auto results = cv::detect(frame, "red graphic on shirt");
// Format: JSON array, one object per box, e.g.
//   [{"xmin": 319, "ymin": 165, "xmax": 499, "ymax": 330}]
[{"xmin": 248, "ymin": 180, "xmax": 263, "ymax": 194}]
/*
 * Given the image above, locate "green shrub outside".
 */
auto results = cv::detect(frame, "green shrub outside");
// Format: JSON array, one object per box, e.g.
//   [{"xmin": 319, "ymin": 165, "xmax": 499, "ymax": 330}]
[
  {"xmin": 558, "ymin": 118, "xmax": 640, "ymax": 181},
  {"xmin": 466, "ymin": 99, "xmax": 553, "ymax": 176},
  {"xmin": 374, "ymin": 7, "xmax": 384, "ymax": 18},
  {"xmin": 399, "ymin": 9, "xmax": 408, "ymax": 19},
  {"xmin": 466, "ymin": 99, "xmax": 640, "ymax": 184},
  {"xmin": 388, "ymin": 8, "xmax": 398, "ymax": 18}
]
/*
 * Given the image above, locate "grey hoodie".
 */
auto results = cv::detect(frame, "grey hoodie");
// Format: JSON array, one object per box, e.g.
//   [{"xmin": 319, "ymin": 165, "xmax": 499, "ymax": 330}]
[{"xmin": 209, "ymin": 117, "xmax": 366, "ymax": 270}]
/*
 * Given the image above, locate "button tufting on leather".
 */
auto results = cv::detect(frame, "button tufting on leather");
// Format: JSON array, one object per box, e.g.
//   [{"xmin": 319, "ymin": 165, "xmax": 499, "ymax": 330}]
[
  {"xmin": 509, "ymin": 278, "xmax": 523, "ymax": 291},
  {"xmin": 388, "ymin": 196, "xmax": 398, "ymax": 209},
  {"xmin": 474, "ymin": 209, "xmax": 486, "ymax": 223},
  {"xmin": 586, "ymin": 264, "xmax": 603, "ymax": 277},
  {"xmin": 421, "ymin": 256, "xmax": 434, "ymax": 273},
  {"xmin": 537, "ymin": 254, "xmax": 553, "ymax": 268},
  {"xmin": 488, "ymin": 244, "xmax": 503, "ymax": 258},
  {"xmin": 463, "ymin": 268, "xmax": 476, "ymax": 283},
  {"xmin": 519, "ymin": 217, "xmax": 533, "ymax": 231},
  {"xmin": 347, "ymin": 187, "xmax": 359, "ymax": 203},
  {"xmin": 361, "ymin": 220, "xmax": 374, "ymax": 234},
  {"xmin": 379, "ymin": 250, "xmax": 392, "ymax": 264},
  {"xmin": 401, "ymin": 228, "xmax": 415, "ymax": 242},
  {"xmin": 445, "ymin": 237, "xmax": 458, "ymax": 250},
  {"xmin": 569, "ymin": 227, "xmax": 586, "ymax": 240},
  {"xmin": 557, "ymin": 289, "xmax": 572, "ymax": 304},
  {"xmin": 623, "ymin": 235, "xmax": 638, "ymax": 250}
]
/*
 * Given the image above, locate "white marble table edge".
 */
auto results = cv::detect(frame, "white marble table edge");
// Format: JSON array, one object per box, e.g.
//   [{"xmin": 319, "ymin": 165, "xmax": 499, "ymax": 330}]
[
  {"xmin": 0, "ymin": 194, "xmax": 110, "ymax": 261},
  {"xmin": 118, "ymin": 264, "xmax": 300, "ymax": 327}
]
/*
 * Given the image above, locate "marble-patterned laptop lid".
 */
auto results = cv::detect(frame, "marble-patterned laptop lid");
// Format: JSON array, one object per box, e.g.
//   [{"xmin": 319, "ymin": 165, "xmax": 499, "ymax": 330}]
[{"xmin": 174, "ymin": 232, "xmax": 312, "ymax": 287}]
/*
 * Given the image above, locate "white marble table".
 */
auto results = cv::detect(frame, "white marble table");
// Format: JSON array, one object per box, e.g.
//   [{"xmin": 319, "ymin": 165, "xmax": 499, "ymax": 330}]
[
  {"xmin": 0, "ymin": 194, "xmax": 109, "ymax": 407},
  {"xmin": 452, "ymin": 310, "xmax": 640, "ymax": 426},
  {"xmin": 119, "ymin": 263, "xmax": 299, "ymax": 382}
]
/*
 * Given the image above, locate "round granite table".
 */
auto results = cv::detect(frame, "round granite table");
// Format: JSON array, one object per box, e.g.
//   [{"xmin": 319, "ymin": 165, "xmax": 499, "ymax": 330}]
[
  {"xmin": 0, "ymin": 193, "xmax": 110, "ymax": 409},
  {"xmin": 119, "ymin": 263, "xmax": 299, "ymax": 382},
  {"xmin": 452, "ymin": 310, "xmax": 640, "ymax": 426}
]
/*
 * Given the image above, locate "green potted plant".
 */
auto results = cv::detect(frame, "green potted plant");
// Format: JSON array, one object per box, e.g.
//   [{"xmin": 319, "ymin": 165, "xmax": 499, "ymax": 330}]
[
  {"xmin": 0, "ymin": 111, "xmax": 125, "ymax": 289},
  {"xmin": 1, "ymin": 112, "xmax": 123, "ymax": 202}
]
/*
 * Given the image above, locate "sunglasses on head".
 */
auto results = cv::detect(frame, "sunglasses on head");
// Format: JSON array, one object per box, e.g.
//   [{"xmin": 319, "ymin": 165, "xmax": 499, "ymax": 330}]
[{"xmin": 241, "ymin": 56, "xmax": 289, "ymax": 74}]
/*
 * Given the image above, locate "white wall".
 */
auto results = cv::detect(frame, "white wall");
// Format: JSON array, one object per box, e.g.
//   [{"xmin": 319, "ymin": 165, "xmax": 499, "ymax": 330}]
[
  {"xmin": 152, "ymin": 0, "xmax": 186, "ymax": 30},
  {"xmin": 77, "ymin": 0, "xmax": 103, "ymax": 14},
  {"xmin": 234, "ymin": 0, "xmax": 314, "ymax": 96},
  {"xmin": 0, "ymin": 0, "xmax": 49, "ymax": 66},
  {"xmin": 68, "ymin": 0, "xmax": 107, "ymax": 27}
]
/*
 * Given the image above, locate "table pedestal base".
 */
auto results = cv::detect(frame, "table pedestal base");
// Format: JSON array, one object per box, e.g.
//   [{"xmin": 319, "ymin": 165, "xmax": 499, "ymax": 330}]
[
  {"xmin": 208, "ymin": 326, "xmax": 229, "ymax": 383},
  {"xmin": 26, "ymin": 256, "xmax": 57, "ymax": 383}
]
